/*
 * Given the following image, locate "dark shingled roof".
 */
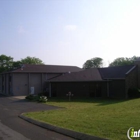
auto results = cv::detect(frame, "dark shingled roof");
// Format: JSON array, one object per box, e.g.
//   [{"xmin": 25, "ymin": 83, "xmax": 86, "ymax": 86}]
[
  {"xmin": 49, "ymin": 68, "xmax": 102, "ymax": 82},
  {"xmin": 7, "ymin": 64, "xmax": 82, "ymax": 73},
  {"xmin": 49, "ymin": 65, "xmax": 136, "ymax": 82},
  {"xmin": 98, "ymin": 65, "xmax": 136, "ymax": 79}
]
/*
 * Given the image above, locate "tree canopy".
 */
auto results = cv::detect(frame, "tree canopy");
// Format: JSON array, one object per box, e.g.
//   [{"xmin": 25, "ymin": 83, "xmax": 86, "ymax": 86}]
[
  {"xmin": 0, "ymin": 55, "xmax": 44, "ymax": 73},
  {"xmin": 0, "ymin": 54, "xmax": 13, "ymax": 73},
  {"xmin": 12, "ymin": 61, "xmax": 22, "ymax": 68},
  {"xmin": 21, "ymin": 56, "xmax": 44, "ymax": 65},
  {"xmin": 83, "ymin": 57, "xmax": 103, "ymax": 69},
  {"xmin": 109, "ymin": 56, "xmax": 138, "ymax": 67}
]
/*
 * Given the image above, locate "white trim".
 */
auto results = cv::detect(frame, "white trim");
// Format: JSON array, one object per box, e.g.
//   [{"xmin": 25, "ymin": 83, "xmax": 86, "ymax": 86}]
[{"xmin": 126, "ymin": 65, "xmax": 136, "ymax": 75}]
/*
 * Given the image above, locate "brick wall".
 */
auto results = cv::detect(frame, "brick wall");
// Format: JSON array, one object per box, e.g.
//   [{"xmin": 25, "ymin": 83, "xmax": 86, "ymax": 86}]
[
  {"xmin": 51, "ymin": 82, "xmax": 105, "ymax": 98},
  {"xmin": 0, "ymin": 75, "xmax": 2, "ymax": 93},
  {"xmin": 109, "ymin": 80, "xmax": 125, "ymax": 99},
  {"xmin": 125, "ymin": 66, "xmax": 138, "ymax": 98},
  {"xmin": 134, "ymin": 60, "xmax": 140, "ymax": 88}
]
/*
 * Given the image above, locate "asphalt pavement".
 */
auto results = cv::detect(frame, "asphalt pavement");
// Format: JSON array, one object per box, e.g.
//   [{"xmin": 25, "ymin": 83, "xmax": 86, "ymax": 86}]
[{"xmin": 0, "ymin": 95, "xmax": 75, "ymax": 140}]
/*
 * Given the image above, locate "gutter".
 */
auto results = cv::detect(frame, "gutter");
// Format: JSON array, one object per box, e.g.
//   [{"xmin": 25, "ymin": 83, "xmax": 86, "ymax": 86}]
[
  {"xmin": 46, "ymin": 80, "xmax": 105, "ymax": 83},
  {"xmin": 103, "ymin": 78, "xmax": 125, "ymax": 80}
]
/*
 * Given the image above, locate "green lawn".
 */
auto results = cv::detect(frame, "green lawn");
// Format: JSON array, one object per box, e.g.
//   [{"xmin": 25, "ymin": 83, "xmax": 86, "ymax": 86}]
[{"xmin": 24, "ymin": 98, "xmax": 140, "ymax": 140}]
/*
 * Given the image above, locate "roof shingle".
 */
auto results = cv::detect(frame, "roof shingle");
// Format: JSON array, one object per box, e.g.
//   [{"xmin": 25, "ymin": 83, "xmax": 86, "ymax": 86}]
[
  {"xmin": 98, "ymin": 65, "xmax": 136, "ymax": 79},
  {"xmin": 6, "ymin": 64, "xmax": 82, "ymax": 73},
  {"xmin": 49, "ymin": 68, "xmax": 102, "ymax": 82},
  {"xmin": 49, "ymin": 65, "xmax": 136, "ymax": 82}
]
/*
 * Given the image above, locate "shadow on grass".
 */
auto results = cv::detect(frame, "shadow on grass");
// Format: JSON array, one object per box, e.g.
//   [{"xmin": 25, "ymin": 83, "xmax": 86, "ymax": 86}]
[{"xmin": 47, "ymin": 97, "xmax": 128, "ymax": 106}]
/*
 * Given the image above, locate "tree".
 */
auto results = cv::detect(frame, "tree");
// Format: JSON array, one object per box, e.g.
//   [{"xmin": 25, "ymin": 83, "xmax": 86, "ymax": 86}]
[
  {"xmin": 21, "ymin": 56, "xmax": 44, "ymax": 64},
  {"xmin": 12, "ymin": 61, "xmax": 22, "ymax": 69},
  {"xmin": 109, "ymin": 56, "xmax": 138, "ymax": 67},
  {"xmin": 0, "ymin": 54, "xmax": 13, "ymax": 73},
  {"xmin": 83, "ymin": 57, "xmax": 103, "ymax": 69}
]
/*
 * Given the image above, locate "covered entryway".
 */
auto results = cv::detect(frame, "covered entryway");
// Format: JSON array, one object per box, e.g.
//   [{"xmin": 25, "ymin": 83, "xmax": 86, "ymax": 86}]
[{"xmin": 49, "ymin": 82, "xmax": 103, "ymax": 98}]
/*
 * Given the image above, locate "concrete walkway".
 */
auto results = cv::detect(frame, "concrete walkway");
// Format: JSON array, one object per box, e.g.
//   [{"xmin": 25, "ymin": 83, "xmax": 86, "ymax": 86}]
[
  {"xmin": 13, "ymin": 96, "xmax": 26, "ymax": 100},
  {"xmin": 0, "ymin": 121, "xmax": 30, "ymax": 140}
]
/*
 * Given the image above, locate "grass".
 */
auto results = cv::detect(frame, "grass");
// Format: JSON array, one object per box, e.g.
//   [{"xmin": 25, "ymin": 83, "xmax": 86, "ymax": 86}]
[{"xmin": 24, "ymin": 98, "xmax": 140, "ymax": 140}]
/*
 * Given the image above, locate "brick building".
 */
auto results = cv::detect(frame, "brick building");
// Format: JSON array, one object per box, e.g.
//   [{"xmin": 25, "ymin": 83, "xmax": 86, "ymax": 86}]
[
  {"xmin": 0, "ymin": 64, "xmax": 81, "ymax": 96},
  {"xmin": 1, "ymin": 59, "xmax": 140, "ymax": 99},
  {"xmin": 47, "ymin": 59, "xmax": 140, "ymax": 99}
]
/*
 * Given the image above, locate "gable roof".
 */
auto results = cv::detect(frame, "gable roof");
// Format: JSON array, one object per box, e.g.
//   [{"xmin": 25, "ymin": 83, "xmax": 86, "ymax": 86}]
[
  {"xmin": 48, "ymin": 68, "xmax": 102, "ymax": 82},
  {"xmin": 98, "ymin": 65, "xmax": 136, "ymax": 79},
  {"xmin": 49, "ymin": 65, "xmax": 136, "ymax": 82},
  {"xmin": 4, "ymin": 64, "xmax": 82, "ymax": 73}
]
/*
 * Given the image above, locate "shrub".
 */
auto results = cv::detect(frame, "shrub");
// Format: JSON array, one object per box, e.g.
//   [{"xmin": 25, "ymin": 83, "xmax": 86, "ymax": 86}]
[
  {"xmin": 32, "ymin": 95, "xmax": 40, "ymax": 101},
  {"xmin": 25, "ymin": 94, "xmax": 48, "ymax": 103},
  {"xmin": 25, "ymin": 95, "xmax": 34, "ymax": 100},
  {"xmin": 128, "ymin": 88, "xmax": 140, "ymax": 98},
  {"xmin": 38, "ymin": 96, "xmax": 48, "ymax": 103}
]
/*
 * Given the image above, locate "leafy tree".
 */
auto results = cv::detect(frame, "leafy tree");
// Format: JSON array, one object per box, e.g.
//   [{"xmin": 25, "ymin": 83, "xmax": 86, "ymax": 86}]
[
  {"xmin": 83, "ymin": 57, "xmax": 103, "ymax": 69},
  {"xmin": 0, "ymin": 54, "xmax": 13, "ymax": 73},
  {"xmin": 21, "ymin": 56, "xmax": 44, "ymax": 64},
  {"xmin": 109, "ymin": 56, "xmax": 138, "ymax": 67},
  {"xmin": 0, "ymin": 55, "xmax": 45, "ymax": 73},
  {"xmin": 12, "ymin": 61, "xmax": 22, "ymax": 69}
]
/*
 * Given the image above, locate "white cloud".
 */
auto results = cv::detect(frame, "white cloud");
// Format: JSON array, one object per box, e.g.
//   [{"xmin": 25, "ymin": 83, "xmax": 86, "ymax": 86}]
[
  {"xmin": 64, "ymin": 25, "xmax": 77, "ymax": 31},
  {"xmin": 18, "ymin": 26, "xmax": 27, "ymax": 34}
]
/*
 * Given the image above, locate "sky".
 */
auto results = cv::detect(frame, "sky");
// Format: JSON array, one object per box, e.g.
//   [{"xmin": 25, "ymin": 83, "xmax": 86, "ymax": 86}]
[{"xmin": 0, "ymin": 0, "xmax": 140, "ymax": 68}]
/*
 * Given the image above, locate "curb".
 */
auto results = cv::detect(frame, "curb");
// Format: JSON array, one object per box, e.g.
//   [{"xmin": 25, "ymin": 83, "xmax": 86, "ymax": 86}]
[{"xmin": 19, "ymin": 114, "xmax": 108, "ymax": 140}]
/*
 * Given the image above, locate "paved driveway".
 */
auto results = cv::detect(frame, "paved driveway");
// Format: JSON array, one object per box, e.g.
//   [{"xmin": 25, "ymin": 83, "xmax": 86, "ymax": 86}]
[{"xmin": 0, "ymin": 95, "xmax": 75, "ymax": 140}]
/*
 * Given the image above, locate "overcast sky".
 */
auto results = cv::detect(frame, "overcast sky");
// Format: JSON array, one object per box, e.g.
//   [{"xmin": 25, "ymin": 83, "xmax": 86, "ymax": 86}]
[{"xmin": 0, "ymin": 0, "xmax": 140, "ymax": 67}]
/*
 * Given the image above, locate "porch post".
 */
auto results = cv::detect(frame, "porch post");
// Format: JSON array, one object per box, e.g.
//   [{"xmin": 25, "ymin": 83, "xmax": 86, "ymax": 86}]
[
  {"xmin": 11, "ymin": 73, "xmax": 14, "ymax": 95},
  {"xmin": 49, "ymin": 83, "xmax": 51, "ymax": 97},
  {"xmin": 41, "ymin": 73, "xmax": 43, "ymax": 91},
  {"xmin": 4, "ymin": 74, "xmax": 6, "ymax": 94},
  {"xmin": 28, "ymin": 73, "xmax": 30, "ymax": 95},
  {"xmin": 107, "ymin": 80, "xmax": 109, "ymax": 97}
]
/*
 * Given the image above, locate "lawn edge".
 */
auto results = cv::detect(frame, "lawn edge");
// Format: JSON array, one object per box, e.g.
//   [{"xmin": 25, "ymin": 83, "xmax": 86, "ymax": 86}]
[{"xmin": 19, "ymin": 113, "xmax": 108, "ymax": 140}]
